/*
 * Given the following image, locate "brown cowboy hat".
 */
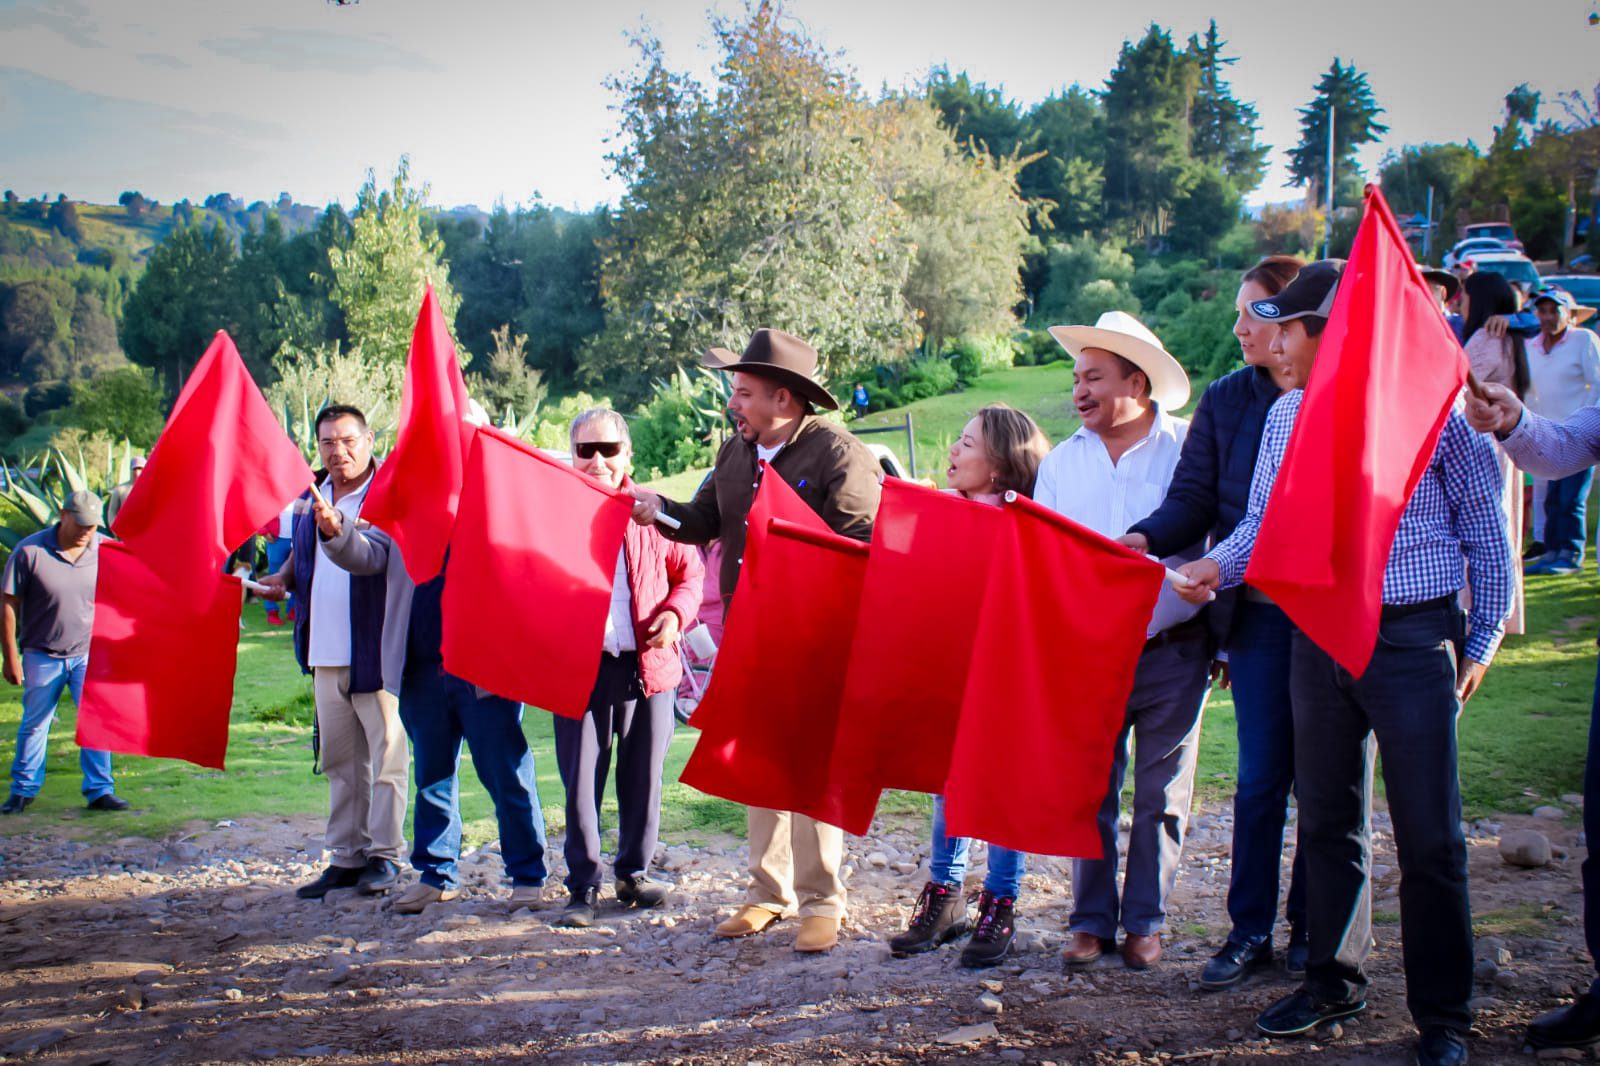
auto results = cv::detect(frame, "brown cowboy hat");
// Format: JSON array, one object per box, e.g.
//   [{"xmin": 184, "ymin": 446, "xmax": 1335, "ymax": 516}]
[{"xmin": 701, "ymin": 328, "xmax": 840, "ymax": 411}]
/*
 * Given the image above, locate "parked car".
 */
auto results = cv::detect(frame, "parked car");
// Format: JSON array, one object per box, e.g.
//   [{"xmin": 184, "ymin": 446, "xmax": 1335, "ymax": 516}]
[
  {"xmin": 1540, "ymin": 276, "xmax": 1600, "ymax": 332},
  {"xmin": 1461, "ymin": 250, "xmax": 1542, "ymax": 294},
  {"xmin": 1443, "ymin": 237, "xmax": 1508, "ymax": 270},
  {"xmin": 1462, "ymin": 222, "xmax": 1524, "ymax": 252}
]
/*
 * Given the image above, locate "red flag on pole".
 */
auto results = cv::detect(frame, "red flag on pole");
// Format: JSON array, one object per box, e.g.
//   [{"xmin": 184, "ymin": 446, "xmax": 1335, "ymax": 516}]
[
  {"xmin": 110, "ymin": 331, "xmax": 315, "ymax": 591},
  {"xmin": 76, "ymin": 544, "xmax": 244, "ymax": 769},
  {"xmin": 679, "ymin": 517, "xmax": 879, "ymax": 830},
  {"xmin": 829, "ymin": 480, "xmax": 1003, "ymax": 797},
  {"xmin": 942, "ymin": 494, "xmax": 1163, "ymax": 857},
  {"xmin": 440, "ymin": 426, "xmax": 633, "ymax": 717},
  {"xmin": 360, "ymin": 286, "xmax": 475, "ymax": 584},
  {"xmin": 1243, "ymin": 186, "xmax": 1467, "ymax": 676}
]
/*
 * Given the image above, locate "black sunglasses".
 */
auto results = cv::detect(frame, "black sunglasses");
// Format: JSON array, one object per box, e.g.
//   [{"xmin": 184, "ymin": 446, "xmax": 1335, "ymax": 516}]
[{"xmin": 574, "ymin": 441, "xmax": 625, "ymax": 459}]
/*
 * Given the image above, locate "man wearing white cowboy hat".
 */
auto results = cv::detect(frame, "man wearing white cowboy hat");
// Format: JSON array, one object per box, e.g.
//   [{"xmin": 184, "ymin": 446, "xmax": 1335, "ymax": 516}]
[{"xmin": 1032, "ymin": 310, "xmax": 1214, "ymax": 971}]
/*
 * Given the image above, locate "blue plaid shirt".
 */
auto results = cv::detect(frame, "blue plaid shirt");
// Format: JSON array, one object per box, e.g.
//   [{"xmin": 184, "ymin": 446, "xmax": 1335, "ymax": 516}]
[{"xmin": 1208, "ymin": 389, "xmax": 1513, "ymax": 664}]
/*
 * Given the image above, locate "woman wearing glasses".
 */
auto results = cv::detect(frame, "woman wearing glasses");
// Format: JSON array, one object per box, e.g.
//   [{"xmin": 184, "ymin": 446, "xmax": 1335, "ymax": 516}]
[{"xmin": 553, "ymin": 408, "xmax": 704, "ymax": 927}]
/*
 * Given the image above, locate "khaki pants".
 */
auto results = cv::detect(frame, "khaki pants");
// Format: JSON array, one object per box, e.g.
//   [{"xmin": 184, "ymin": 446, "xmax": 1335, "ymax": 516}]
[
  {"xmin": 745, "ymin": 807, "xmax": 846, "ymax": 919},
  {"xmin": 314, "ymin": 667, "xmax": 408, "ymax": 867}
]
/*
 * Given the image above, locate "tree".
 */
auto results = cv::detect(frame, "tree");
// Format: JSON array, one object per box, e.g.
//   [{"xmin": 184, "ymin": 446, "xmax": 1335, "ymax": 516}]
[
  {"xmin": 926, "ymin": 68, "xmax": 1025, "ymax": 159},
  {"xmin": 232, "ymin": 211, "xmax": 342, "ymax": 374},
  {"xmin": 321, "ymin": 159, "xmax": 462, "ymax": 367},
  {"xmin": 118, "ymin": 190, "xmax": 149, "ymax": 220},
  {"xmin": 1287, "ymin": 60, "xmax": 1388, "ymax": 205},
  {"xmin": 1168, "ymin": 166, "xmax": 1243, "ymax": 257},
  {"xmin": 1100, "ymin": 25, "xmax": 1200, "ymax": 241},
  {"xmin": 119, "ymin": 222, "xmax": 238, "ymax": 394},
  {"xmin": 1019, "ymin": 87, "xmax": 1105, "ymax": 234},
  {"xmin": 62, "ymin": 367, "xmax": 164, "ymax": 445},
  {"xmin": 46, "ymin": 195, "xmax": 82, "ymax": 242},
  {"xmin": 1187, "ymin": 22, "xmax": 1267, "ymax": 194},
  {"xmin": 589, "ymin": 5, "xmax": 916, "ymax": 399}
]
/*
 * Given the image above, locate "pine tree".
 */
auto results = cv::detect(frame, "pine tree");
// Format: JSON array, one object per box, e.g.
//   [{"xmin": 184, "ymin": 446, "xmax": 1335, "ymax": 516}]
[
  {"xmin": 1288, "ymin": 60, "xmax": 1389, "ymax": 205},
  {"xmin": 1100, "ymin": 25, "xmax": 1200, "ymax": 241},
  {"xmin": 1187, "ymin": 21, "xmax": 1267, "ymax": 194}
]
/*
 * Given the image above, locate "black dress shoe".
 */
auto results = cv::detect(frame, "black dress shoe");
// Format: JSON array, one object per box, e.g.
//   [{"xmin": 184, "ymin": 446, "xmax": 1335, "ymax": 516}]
[
  {"xmin": 1528, "ymin": 992, "xmax": 1600, "ymax": 1049},
  {"xmin": 86, "ymin": 794, "xmax": 130, "ymax": 811},
  {"xmin": 1200, "ymin": 938, "xmax": 1273, "ymax": 990},
  {"xmin": 559, "ymin": 885, "xmax": 600, "ymax": 928},
  {"xmin": 1255, "ymin": 991, "xmax": 1366, "ymax": 1036},
  {"xmin": 614, "ymin": 872, "xmax": 670, "ymax": 908},
  {"xmin": 1416, "ymin": 1026, "xmax": 1468, "ymax": 1066},
  {"xmin": 295, "ymin": 864, "xmax": 364, "ymax": 900},
  {"xmin": 1, "ymin": 792, "xmax": 32, "ymax": 814},
  {"xmin": 357, "ymin": 857, "xmax": 400, "ymax": 895}
]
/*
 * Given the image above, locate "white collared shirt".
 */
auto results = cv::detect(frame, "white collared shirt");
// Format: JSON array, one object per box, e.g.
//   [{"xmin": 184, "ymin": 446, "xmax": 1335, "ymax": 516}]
[
  {"xmin": 1032, "ymin": 407, "xmax": 1203, "ymax": 638},
  {"xmin": 306, "ymin": 469, "xmax": 374, "ymax": 668},
  {"xmin": 601, "ymin": 548, "xmax": 636, "ymax": 656}
]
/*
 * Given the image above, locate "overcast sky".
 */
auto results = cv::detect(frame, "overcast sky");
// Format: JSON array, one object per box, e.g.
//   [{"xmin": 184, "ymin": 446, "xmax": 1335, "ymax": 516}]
[{"xmin": 2, "ymin": 0, "xmax": 1596, "ymax": 213}]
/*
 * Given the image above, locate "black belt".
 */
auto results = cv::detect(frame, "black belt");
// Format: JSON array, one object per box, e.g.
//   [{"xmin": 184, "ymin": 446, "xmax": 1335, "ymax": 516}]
[
  {"xmin": 1379, "ymin": 595, "xmax": 1456, "ymax": 621},
  {"xmin": 1144, "ymin": 616, "xmax": 1210, "ymax": 652}
]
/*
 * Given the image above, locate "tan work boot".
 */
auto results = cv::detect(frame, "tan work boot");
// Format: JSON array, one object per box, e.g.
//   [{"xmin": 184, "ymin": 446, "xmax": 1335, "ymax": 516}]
[
  {"xmin": 794, "ymin": 915, "xmax": 840, "ymax": 953},
  {"xmin": 715, "ymin": 904, "xmax": 782, "ymax": 938},
  {"xmin": 508, "ymin": 884, "xmax": 542, "ymax": 912},
  {"xmin": 393, "ymin": 882, "xmax": 458, "ymax": 915}
]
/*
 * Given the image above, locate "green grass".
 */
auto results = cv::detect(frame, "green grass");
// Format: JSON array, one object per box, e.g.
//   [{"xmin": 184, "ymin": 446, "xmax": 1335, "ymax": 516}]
[{"xmin": 0, "ymin": 364, "xmax": 1592, "ymax": 843}]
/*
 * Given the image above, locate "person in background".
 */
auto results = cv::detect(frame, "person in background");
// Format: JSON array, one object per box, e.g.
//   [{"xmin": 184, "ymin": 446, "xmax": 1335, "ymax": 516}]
[
  {"xmin": 1, "ymin": 492, "xmax": 125, "ymax": 814},
  {"xmin": 852, "ymin": 381, "xmax": 870, "ymax": 419},
  {"xmin": 555, "ymin": 407, "xmax": 703, "ymax": 927},
  {"xmin": 1121, "ymin": 256, "xmax": 1312, "ymax": 989},
  {"xmin": 261, "ymin": 501, "xmax": 299, "ymax": 626},
  {"xmin": 104, "ymin": 455, "xmax": 145, "ymax": 531},
  {"xmin": 890, "ymin": 403, "xmax": 1050, "ymax": 969},
  {"xmin": 1523, "ymin": 287, "xmax": 1600, "ymax": 577}
]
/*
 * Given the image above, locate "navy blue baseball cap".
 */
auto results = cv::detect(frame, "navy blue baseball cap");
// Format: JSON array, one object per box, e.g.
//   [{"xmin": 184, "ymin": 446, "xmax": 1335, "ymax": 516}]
[{"xmin": 1249, "ymin": 259, "xmax": 1346, "ymax": 323}]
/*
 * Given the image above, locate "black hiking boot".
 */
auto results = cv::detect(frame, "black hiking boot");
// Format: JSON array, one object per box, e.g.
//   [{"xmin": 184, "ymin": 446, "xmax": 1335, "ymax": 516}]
[
  {"xmin": 889, "ymin": 881, "xmax": 968, "ymax": 957},
  {"xmin": 959, "ymin": 890, "xmax": 1016, "ymax": 968}
]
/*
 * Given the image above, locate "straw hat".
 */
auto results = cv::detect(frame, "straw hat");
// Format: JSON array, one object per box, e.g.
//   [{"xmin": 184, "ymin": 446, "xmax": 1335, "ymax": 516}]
[{"xmin": 1048, "ymin": 311, "xmax": 1190, "ymax": 411}]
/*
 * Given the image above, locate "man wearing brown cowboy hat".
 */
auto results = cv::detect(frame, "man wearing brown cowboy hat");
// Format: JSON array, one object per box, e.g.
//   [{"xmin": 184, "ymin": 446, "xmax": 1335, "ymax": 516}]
[{"xmin": 628, "ymin": 327, "xmax": 881, "ymax": 954}]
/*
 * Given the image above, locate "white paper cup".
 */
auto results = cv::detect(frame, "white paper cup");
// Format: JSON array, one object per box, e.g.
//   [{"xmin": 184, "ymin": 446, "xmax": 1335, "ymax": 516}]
[{"xmin": 685, "ymin": 624, "xmax": 717, "ymax": 659}]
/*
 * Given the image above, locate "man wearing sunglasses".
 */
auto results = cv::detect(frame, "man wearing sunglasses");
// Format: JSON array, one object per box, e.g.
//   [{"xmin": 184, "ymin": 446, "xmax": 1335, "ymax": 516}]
[{"xmin": 628, "ymin": 328, "xmax": 881, "ymax": 954}]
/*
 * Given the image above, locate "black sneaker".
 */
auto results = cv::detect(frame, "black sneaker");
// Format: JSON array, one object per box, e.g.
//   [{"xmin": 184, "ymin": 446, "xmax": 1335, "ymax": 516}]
[
  {"xmin": 357, "ymin": 857, "xmax": 401, "ymax": 895},
  {"xmin": 559, "ymin": 885, "xmax": 600, "ymax": 928},
  {"xmin": 1, "ymin": 792, "xmax": 32, "ymax": 815},
  {"xmin": 295, "ymin": 864, "xmax": 364, "ymax": 900},
  {"xmin": 614, "ymin": 872, "xmax": 670, "ymax": 908},
  {"xmin": 889, "ymin": 881, "xmax": 968, "ymax": 958},
  {"xmin": 1527, "ymin": 991, "xmax": 1600, "ymax": 1050},
  {"xmin": 86, "ymin": 794, "xmax": 130, "ymax": 811},
  {"xmin": 1200, "ymin": 938, "xmax": 1273, "ymax": 990},
  {"xmin": 1416, "ymin": 1026, "xmax": 1468, "ymax": 1066},
  {"xmin": 959, "ymin": 890, "xmax": 1015, "ymax": 969},
  {"xmin": 1255, "ymin": 990, "xmax": 1366, "ymax": 1036}
]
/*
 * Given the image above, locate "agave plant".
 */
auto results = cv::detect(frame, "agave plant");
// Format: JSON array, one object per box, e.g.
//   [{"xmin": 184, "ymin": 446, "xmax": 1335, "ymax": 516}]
[
  {"xmin": 0, "ymin": 448, "xmax": 102, "ymax": 556},
  {"xmin": 654, "ymin": 365, "xmax": 732, "ymax": 448}
]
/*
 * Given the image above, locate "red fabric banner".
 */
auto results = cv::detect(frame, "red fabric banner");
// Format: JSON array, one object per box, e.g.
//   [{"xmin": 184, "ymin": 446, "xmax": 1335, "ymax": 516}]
[
  {"xmin": 1244, "ymin": 186, "xmax": 1468, "ymax": 676},
  {"xmin": 679, "ymin": 517, "xmax": 879, "ymax": 830},
  {"xmin": 76, "ymin": 543, "xmax": 245, "ymax": 770},
  {"xmin": 110, "ymin": 331, "xmax": 314, "ymax": 591},
  {"xmin": 942, "ymin": 493, "xmax": 1163, "ymax": 857},
  {"xmin": 440, "ymin": 426, "xmax": 633, "ymax": 717},
  {"xmin": 361, "ymin": 286, "xmax": 475, "ymax": 584},
  {"xmin": 830, "ymin": 480, "xmax": 1003, "ymax": 797}
]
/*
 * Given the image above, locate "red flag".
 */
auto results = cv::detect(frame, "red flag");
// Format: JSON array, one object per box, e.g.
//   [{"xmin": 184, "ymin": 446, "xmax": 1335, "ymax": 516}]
[
  {"xmin": 361, "ymin": 286, "xmax": 475, "ymax": 584},
  {"xmin": 942, "ymin": 494, "xmax": 1163, "ymax": 857},
  {"xmin": 680, "ymin": 517, "xmax": 879, "ymax": 830},
  {"xmin": 441, "ymin": 426, "xmax": 633, "ymax": 717},
  {"xmin": 830, "ymin": 480, "xmax": 1003, "ymax": 797},
  {"xmin": 110, "ymin": 331, "xmax": 314, "ymax": 588},
  {"xmin": 1243, "ymin": 186, "xmax": 1467, "ymax": 676},
  {"xmin": 76, "ymin": 543, "xmax": 245, "ymax": 769}
]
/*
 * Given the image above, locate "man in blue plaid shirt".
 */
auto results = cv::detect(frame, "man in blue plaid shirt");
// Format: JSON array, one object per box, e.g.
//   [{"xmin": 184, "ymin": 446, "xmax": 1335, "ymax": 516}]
[{"xmin": 1179, "ymin": 261, "xmax": 1513, "ymax": 1066}]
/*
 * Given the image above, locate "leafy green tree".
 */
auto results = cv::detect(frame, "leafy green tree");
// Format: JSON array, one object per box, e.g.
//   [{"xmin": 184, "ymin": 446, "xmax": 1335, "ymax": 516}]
[
  {"xmin": 1035, "ymin": 236, "xmax": 1138, "ymax": 324},
  {"xmin": 512, "ymin": 205, "xmax": 608, "ymax": 385},
  {"xmin": 1020, "ymin": 87, "xmax": 1105, "ymax": 233},
  {"xmin": 322, "ymin": 159, "xmax": 463, "ymax": 368},
  {"xmin": 926, "ymin": 68, "xmax": 1026, "ymax": 159},
  {"xmin": 119, "ymin": 222, "xmax": 238, "ymax": 394},
  {"xmin": 1168, "ymin": 166, "xmax": 1243, "ymax": 257},
  {"xmin": 0, "ymin": 280, "xmax": 71, "ymax": 381},
  {"xmin": 62, "ymin": 367, "xmax": 164, "ymax": 445},
  {"xmin": 1288, "ymin": 60, "xmax": 1388, "ymax": 205},
  {"xmin": 1187, "ymin": 22, "xmax": 1266, "ymax": 194},
  {"xmin": 232, "ymin": 211, "xmax": 342, "ymax": 373},
  {"xmin": 1101, "ymin": 25, "xmax": 1200, "ymax": 241},
  {"xmin": 46, "ymin": 196, "xmax": 82, "ymax": 242}
]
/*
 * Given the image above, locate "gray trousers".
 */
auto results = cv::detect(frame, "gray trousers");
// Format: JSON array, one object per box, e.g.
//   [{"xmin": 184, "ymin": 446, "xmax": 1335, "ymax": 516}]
[{"xmin": 1069, "ymin": 630, "xmax": 1212, "ymax": 939}]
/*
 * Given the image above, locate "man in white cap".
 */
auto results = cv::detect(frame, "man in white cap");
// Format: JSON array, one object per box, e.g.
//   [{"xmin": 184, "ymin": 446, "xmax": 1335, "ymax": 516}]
[{"xmin": 1033, "ymin": 310, "xmax": 1213, "ymax": 971}]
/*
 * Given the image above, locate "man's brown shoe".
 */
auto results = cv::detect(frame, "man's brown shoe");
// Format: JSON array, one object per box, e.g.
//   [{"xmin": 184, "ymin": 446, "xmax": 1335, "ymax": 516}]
[
  {"xmin": 715, "ymin": 904, "xmax": 782, "ymax": 938},
  {"xmin": 1122, "ymin": 932, "xmax": 1162, "ymax": 969},
  {"xmin": 1062, "ymin": 931, "xmax": 1115, "ymax": 966},
  {"xmin": 794, "ymin": 915, "xmax": 840, "ymax": 953}
]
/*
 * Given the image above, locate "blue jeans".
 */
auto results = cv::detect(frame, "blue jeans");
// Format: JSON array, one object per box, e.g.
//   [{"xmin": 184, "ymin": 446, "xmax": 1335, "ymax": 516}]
[
  {"xmin": 399, "ymin": 665, "xmax": 548, "ymax": 890},
  {"xmin": 10, "ymin": 652, "xmax": 114, "ymax": 800},
  {"xmin": 1545, "ymin": 467, "xmax": 1594, "ymax": 561},
  {"xmin": 1222, "ymin": 600, "xmax": 1306, "ymax": 945},
  {"xmin": 929, "ymin": 794, "xmax": 1026, "ymax": 899},
  {"xmin": 263, "ymin": 538, "xmax": 294, "ymax": 616}
]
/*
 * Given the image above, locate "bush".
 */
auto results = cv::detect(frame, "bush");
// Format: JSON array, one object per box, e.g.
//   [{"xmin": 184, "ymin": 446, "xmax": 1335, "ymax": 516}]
[
  {"xmin": 896, "ymin": 358, "xmax": 959, "ymax": 403},
  {"xmin": 62, "ymin": 367, "xmax": 164, "ymax": 446},
  {"xmin": 1035, "ymin": 236, "xmax": 1136, "ymax": 324},
  {"xmin": 1156, "ymin": 293, "xmax": 1240, "ymax": 381},
  {"xmin": 631, "ymin": 389, "xmax": 714, "ymax": 480}
]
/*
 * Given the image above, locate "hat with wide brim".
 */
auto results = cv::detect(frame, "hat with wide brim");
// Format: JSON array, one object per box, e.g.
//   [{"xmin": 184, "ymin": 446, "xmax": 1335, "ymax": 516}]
[
  {"xmin": 1420, "ymin": 268, "xmax": 1460, "ymax": 301},
  {"xmin": 701, "ymin": 328, "xmax": 840, "ymax": 411},
  {"xmin": 1530, "ymin": 287, "xmax": 1598, "ymax": 326},
  {"xmin": 1048, "ymin": 311, "xmax": 1191, "ymax": 411}
]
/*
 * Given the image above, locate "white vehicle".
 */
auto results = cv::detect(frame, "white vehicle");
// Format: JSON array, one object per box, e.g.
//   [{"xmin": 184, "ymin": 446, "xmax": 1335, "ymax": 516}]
[
  {"xmin": 865, "ymin": 443, "xmax": 911, "ymax": 480},
  {"xmin": 1443, "ymin": 237, "xmax": 1508, "ymax": 270},
  {"xmin": 1461, "ymin": 250, "xmax": 1542, "ymax": 294}
]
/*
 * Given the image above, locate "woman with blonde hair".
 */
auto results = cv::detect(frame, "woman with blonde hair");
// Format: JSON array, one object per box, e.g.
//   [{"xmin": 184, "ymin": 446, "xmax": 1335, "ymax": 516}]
[{"xmin": 889, "ymin": 402, "xmax": 1050, "ymax": 969}]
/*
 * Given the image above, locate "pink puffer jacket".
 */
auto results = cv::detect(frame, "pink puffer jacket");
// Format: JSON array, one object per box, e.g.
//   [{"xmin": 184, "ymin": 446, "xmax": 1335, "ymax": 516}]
[{"xmin": 620, "ymin": 481, "xmax": 705, "ymax": 696}]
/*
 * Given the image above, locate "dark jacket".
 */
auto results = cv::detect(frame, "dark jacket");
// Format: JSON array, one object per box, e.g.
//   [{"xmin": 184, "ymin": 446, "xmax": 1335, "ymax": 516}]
[
  {"xmin": 661, "ymin": 415, "xmax": 881, "ymax": 607},
  {"xmin": 1128, "ymin": 364, "xmax": 1283, "ymax": 646},
  {"xmin": 286, "ymin": 484, "xmax": 388, "ymax": 694}
]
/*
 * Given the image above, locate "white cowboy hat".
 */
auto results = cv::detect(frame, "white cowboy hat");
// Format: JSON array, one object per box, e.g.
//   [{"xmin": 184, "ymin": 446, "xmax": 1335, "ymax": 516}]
[{"xmin": 1048, "ymin": 311, "xmax": 1191, "ymax": 411}]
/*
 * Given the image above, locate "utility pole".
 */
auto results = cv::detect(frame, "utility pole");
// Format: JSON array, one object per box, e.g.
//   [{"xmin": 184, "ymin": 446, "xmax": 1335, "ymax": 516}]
[
  {"xmin": 1324, "ymin": 102, "xmax": 1336, "ymax": 260},
  {"xmin": 1424, "ymin": 184, "xmax": 1435, "ymax": 261}
]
